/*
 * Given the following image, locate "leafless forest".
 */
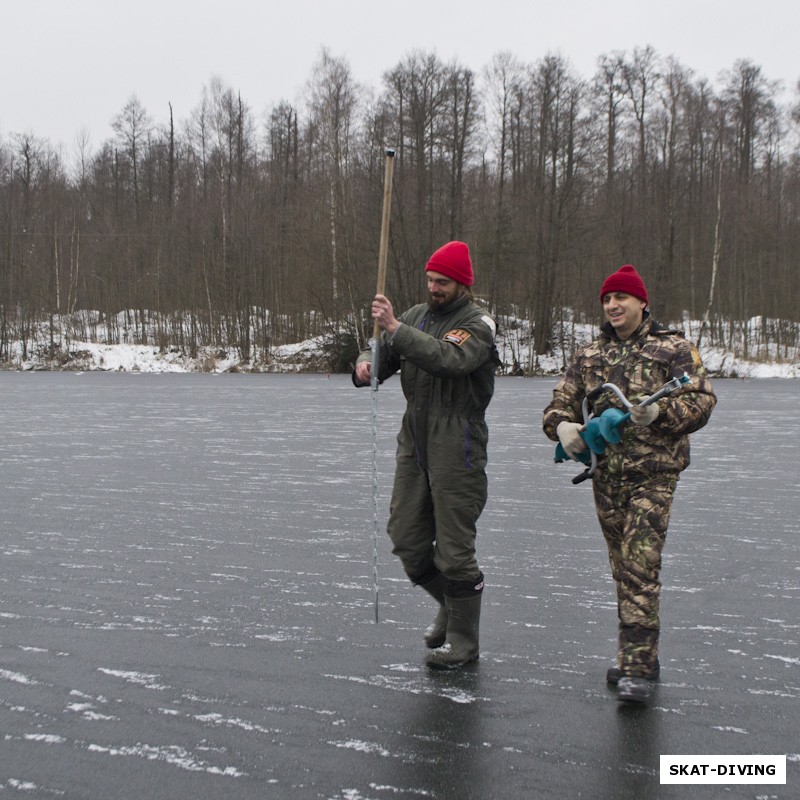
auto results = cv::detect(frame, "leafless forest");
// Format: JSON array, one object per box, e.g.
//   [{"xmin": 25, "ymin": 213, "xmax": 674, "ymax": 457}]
[{"xmin": 1, "ymin": 47, "xmax": 798, "ymax": 371}]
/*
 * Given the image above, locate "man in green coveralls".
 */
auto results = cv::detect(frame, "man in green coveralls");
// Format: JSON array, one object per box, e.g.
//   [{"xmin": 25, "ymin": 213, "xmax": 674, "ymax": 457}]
[
  {"xmin": 353, "ymin": 241, "xmax": 499, "ymax": 670},
  {"xmin": 543, "ymin": 264, "xmax": 716, "ymax": 703}
]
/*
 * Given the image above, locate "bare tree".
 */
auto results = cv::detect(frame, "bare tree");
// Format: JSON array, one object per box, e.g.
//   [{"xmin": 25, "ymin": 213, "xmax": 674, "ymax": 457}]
[
  {"xmin": 721, "ymin": 60, "xmax": 777, "ymax": 185},
  {"xmin": 111, "ymin": 94, "xmax": 152, "ymax": 217},
  {"xmin": 0, "ymin": 45, "xmax": 798, "ymax": 372},
  {"xmin": 483, "ymin": 53, "xmax": 524, "ymax": 313},
  {"xmin": 307, "ymin": 48, "xmax": 361, "ymax": 317},
  {"xmin": 594, "ymin": 51, "xmax": 627, "ymax": 198},
  {"xmin": 623, "ymin": 46, "xmax": 660, "ymax": 191}
]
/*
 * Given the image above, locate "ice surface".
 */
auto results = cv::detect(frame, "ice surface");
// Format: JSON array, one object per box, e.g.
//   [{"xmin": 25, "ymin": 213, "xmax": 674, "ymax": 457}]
[{"xmin": 0, "ymin": 373, "xmax": 797, "ymax": 798}]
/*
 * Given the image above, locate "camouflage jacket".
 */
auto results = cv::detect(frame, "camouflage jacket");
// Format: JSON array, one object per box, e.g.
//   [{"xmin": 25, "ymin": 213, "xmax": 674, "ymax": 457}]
[{"xmin": 542, "ymin": 315, "xmax": 716, "ymax": 478}]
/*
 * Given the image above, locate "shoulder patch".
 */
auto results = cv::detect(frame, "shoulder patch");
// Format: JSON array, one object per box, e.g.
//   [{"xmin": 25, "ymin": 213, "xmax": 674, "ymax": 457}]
[
  {"xmin": 443, "ymin": 328, "xmax": 471, "ymax": 346},
  {"xmin": 481, "ymin": 315, "xmax": 497, "ymax": 336}
]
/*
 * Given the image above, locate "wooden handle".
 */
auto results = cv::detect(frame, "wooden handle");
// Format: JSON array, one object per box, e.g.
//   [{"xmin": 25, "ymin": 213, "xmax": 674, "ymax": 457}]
[{"xmin": 373, "ymin": 148, "xmax": 395, "ymax": 340}]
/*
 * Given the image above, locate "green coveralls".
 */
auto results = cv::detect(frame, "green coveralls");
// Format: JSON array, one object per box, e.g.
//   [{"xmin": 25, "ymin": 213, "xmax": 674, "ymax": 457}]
[{"xmin": 356, "ymin": 295, "xmax": 498, "ymax": 592}]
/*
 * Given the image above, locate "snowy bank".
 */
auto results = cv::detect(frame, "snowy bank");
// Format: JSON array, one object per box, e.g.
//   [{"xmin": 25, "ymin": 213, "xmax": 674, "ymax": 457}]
[{"xmin": 7, "ymin": 321, "xmax": 797, "ymax": 378}]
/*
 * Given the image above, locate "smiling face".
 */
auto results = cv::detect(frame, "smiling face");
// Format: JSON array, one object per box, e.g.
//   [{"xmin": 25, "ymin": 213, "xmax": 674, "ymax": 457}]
[
  {"xmin": 426, "ymin": 270, "xmax": 462, "ymax": 309},
  {"xmin": 602, "ymin": 291, "xmax": 647, "ymax": 339}
]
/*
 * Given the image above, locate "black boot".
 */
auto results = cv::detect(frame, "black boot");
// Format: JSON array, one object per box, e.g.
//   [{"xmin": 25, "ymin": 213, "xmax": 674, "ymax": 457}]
[
  {"xmin": 606, "ymin": 659, "xmax": 660, "ymax": 685},
  {"xmin": 418, "ymin": 575, "xmax": 447, "ymax": 649},
  {"xmin": 425, "ymin": 575, "xmax": 483, "ymax": 670},
  {"xmin": 617, "ymin": 676, "xmax": 650, "ymax": 704}
]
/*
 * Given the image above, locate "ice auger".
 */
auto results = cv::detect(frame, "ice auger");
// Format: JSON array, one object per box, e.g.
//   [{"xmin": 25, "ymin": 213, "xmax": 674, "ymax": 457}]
[{"xmin": 555, "ymin": 373, "xmax": 690, "ymax": 484}]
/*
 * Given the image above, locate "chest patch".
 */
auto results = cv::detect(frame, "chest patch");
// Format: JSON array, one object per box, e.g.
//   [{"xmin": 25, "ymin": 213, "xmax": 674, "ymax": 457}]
[{"xmin": 443, "ymin": 328, "xmax": 471, "ymax": 346}]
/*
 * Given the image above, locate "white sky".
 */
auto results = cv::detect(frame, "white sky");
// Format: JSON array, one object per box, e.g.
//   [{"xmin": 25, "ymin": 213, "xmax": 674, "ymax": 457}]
[{"xmin": 2, "ymin": 0, "xmax": 798, "ymax": 153}]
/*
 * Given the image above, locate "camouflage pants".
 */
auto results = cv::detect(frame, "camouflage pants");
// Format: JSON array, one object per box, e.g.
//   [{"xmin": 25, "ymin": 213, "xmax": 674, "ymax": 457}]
[{"xmin": 592, "ymin": 473, "xmax": 678, "ymax": 677}]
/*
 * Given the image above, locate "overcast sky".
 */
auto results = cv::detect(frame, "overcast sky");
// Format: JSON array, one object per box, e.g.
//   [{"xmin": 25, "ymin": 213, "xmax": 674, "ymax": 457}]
[{"xmin": 2, "ymin": 0, "xmax": 798, "ymax": 152}]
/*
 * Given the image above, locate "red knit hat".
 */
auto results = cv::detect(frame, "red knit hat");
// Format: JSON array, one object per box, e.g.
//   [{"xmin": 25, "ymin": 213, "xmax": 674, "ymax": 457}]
[
  {"xmin": 599, "ymin": 264, "xmax": 648, "ymax": 305},
  {"xmin": 425, "ymin": 241, "xmax": 474, "ymax": 286}
]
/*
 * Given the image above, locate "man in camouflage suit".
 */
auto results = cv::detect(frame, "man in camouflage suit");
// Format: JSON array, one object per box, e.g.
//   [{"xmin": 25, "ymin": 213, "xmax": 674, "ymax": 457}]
[
  {"xmin": 353, "ymin": 241, "xmax": 499, "ymax": 670},
  {"xmin": 543, "ymin": 264, "xmax": 716, "ymax": 703}
]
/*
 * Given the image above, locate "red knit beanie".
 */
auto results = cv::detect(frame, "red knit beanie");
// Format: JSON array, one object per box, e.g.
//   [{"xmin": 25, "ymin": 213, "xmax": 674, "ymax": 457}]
[
  {"xmin": 599, "ymin": 264, "xmax": 648, "ymax": 305},
  {"xmin": 425, "ymin": 241, "xmax": 474, "ymax": 286}
]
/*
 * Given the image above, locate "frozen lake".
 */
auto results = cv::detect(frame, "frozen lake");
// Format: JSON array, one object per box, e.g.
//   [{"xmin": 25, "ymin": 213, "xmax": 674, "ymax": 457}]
[{"xmin": 0, "ymin": 372, "xmax": 797, "ymax": 799}]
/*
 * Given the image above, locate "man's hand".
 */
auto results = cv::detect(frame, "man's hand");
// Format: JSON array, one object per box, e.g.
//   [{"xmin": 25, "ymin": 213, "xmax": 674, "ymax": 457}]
[
  {"xmin": 354, "ymin": 360, "xmax": 372, "ymax": 385},
  {"xmin": 630, "ymin": 403, "xmax": 659, "ymax": 426},
  {"xmin": 372, "ymin": 294, "xmax": 400, "ymax": 335},
  {"xmin": 556, "ymin": 421, "xmax": 587, "ymax": 460}
]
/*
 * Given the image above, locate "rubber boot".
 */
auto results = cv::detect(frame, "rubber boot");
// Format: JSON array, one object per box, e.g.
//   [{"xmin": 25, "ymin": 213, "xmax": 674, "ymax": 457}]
[
  {"xmin": 617, "ymin": 676, "xmax": 650, "ymax": 704},
  {"xmin": 418, "ymin": 575, "xmax": 447, "ymax": 649},
  {"xmin": 425, "ymin": 593, "xmax": 481, "ymax": 670}
]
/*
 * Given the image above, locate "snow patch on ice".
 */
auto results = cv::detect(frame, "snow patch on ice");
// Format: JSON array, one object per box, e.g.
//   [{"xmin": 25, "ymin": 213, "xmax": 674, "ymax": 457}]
[
  {"xmin": 5, "ymin": 778, "xmax": 42, "ymax": 791},
  {"xmin": 747, "ymin": 688, "xmax": 798, "ymax": 698},
  {"xmin": 24, "ymin": 734, "xmax": 65, "ymax": 744},
  {"xmin": 194, "ymin": 712, "xmax": 276, "ymax": 735},
  {"xmin": 82, "ymin": 711, "xmax": 119, "ymax": 721},
  {"xmin": 764, "ymin": 654, "xmax": 800, "ymax": 666},
  {"xmin": 439, "ymin": 689, "xmax": 480, "ymax": 705},
  {"xmin": 327, "ymin": 739, "xmax": 392, "ymax": 757},
  {"xmin": 97, "ymin": 668, "xmax": 169, "ymax": 690},
  {"xmin": 712, "ymin": 725, "xmax": 749, "ymax": 734},
  {"xmin": 65, "ymin": 702, "xmax": 118, "ymax": 721},
  {"xmin": 325, "ymin": 673, "xmax": 486, "ymax": 704},
  {"xmin": 86, "ymin": 742, "xmax": 244, "ymax": 776},
  {"xmin": 383, "ymin": 663, "xmax": 420, "ymax": 673},
  {"xmin": 369, "ymin": 784, "xmax": 434, "ymax": 797},
  {"xmin": 254, "ymin": 632, "xmax": 296, "ymax": 642},
  {"xmin": 0, "ymin": 669, "xmax": 37, "ymax": 685}
]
